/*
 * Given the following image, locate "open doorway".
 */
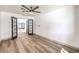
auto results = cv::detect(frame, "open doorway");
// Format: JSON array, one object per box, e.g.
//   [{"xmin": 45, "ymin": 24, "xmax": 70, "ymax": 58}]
[
  {"xmin": 17, "ymin": 18, "xmax": 28, "ymax": 36},
  {"xmin": 11, "ymin": 17, "xmax": 33, "ymax": 39}
]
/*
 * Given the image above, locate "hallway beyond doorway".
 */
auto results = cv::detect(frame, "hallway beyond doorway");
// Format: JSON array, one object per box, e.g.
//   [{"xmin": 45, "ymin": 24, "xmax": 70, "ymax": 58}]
[{"xmin": 17, "ymin": 19, "xmax": 28, "ymax": 36}]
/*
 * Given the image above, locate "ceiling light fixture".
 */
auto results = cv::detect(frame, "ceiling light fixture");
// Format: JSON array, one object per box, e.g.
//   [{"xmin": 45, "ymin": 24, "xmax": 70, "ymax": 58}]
[{"xmin": 29, "ymin": 12, "xmax": 34, "ymax": 14}]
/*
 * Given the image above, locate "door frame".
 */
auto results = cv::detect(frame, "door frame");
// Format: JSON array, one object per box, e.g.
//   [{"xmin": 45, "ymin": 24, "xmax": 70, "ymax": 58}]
[
  {"xmin": 28, "ymin": 19, "xmax": 33, "ymax": 35},
  {"xmin": 11, "ymin": 17, "xmax": 18, "ymax": 39}
]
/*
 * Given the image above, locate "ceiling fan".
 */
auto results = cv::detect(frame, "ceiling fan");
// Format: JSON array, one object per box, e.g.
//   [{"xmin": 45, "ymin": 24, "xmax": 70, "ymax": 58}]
[{"xmin": 21, "ymin": 5, "xmax": 40, "ymax": 14}]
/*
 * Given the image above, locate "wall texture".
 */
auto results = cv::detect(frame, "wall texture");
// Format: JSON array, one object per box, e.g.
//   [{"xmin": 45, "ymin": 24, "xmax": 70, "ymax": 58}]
[
  {"xmin": 69, "ymin": 6, "xmax": 79, "ymax": 48},
  {"xmin": 34, "ymin": 6, "xmax": 78, "ymax": 48},
  {"xmin": 0, "ymin": 12, "xmax": 1, "ymax": 37}
]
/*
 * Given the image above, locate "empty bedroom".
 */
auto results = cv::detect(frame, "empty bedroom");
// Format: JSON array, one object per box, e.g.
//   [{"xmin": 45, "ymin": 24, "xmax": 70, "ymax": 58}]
[{"xmin": 0, "ymin": 5, "xmax": 79, "ymax": 53}]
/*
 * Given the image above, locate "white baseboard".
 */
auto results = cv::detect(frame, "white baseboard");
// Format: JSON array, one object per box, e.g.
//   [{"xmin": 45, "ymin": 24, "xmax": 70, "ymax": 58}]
[
  {"xmin": 0, "ymin": 37, "xmax": 11, "ymax": 41},
  {"xmin": 35, "ymin": 33, "xmax": 79, "ymax": 51}
]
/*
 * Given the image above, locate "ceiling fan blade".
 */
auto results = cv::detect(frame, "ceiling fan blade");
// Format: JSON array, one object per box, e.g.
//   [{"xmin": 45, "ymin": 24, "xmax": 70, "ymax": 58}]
[
  {"xmin": 32, "ymin": 6, "xmax": 39, "ymax": 11},
  {"xmin": 33, "ymin": 11, "xmax": 40, "ymax": 13},
  {"xmin": 21, "ymin": 5, "xmax": 30, "ymax": 11},
  {"xmin": 22, "ymin": 11, "xmax": 29, "ymax": 12}
]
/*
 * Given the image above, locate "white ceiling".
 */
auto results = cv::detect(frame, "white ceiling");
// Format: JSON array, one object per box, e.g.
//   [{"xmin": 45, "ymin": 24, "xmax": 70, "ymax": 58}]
[{"xmin": 0, "ymin": 5, "xmax": 65, "ymax": 16}]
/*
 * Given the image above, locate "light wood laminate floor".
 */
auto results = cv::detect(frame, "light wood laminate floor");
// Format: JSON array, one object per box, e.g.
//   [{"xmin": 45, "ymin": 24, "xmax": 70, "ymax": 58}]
[{"xmin": 0, "ymin": 33, "xmax": 79, "ymax": 53}]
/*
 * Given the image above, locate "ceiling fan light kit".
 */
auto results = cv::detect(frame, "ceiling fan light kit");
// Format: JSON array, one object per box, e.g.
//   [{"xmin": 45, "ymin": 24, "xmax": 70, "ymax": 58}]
[
  {"xmin": 21, "ymin": 5, "xmax": 40, "ymax": 15},
  {"xmin": 29, "ymin": 12, "xmax": 34, "ymax": 14}
]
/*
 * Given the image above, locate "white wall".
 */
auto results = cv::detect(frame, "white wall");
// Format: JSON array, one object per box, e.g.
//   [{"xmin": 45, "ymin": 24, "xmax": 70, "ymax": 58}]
[
  {"xmin": 0, "ymin": 12, "xmax": 1, "ymax": 38},
  {"xmin": 69, "ymin": 6, "xmax": 79, "ymax": 48},
  {"xmin": 34, "ymin": 6, "xmax": 77, "ymax": 48},
  {"xmin": 0, "ymin": 11, "xmax": 34, "ymax": 40}
]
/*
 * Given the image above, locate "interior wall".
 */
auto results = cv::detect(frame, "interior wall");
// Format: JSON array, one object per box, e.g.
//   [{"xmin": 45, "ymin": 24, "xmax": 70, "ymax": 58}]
[
  {"xmin": 34, "ymin": 6, "xmax": 77, "ymax": 48},
  {"xmin": 0, "ymin": 11, "xmax": 34, "ymax": 40},
  {"xmin": 70, "ymin": 6, "xmax": 79, "ymax": 48},
  {"xmin": 0, "ymin": 12, "xmax": 1, "ymax": 37}
]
